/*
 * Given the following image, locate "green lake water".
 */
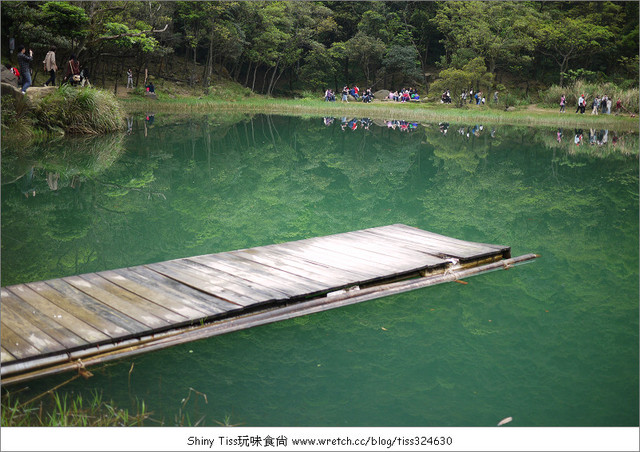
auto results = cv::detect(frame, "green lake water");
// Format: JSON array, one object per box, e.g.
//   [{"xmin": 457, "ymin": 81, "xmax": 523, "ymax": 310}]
[{"xmin": 1, "ymin": 114, "xmax": 638, "ymax": 427}]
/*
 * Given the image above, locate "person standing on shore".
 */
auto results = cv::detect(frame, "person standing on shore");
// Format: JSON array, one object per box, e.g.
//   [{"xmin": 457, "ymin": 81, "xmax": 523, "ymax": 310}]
[
  {"xmin": 43, "ymin": 45, "xmax": 58, "ymax": 86},
  {"xmin": 560, "ymin": 94, "xmax": 566, "ymax": 113},
  {"xmin": 17, "ymin": 45, "xmax": 33, "ymax": 94},
  {"xmin": 126, "ymin": 68, "xmax": 133, "ymax": 89},
  {"xmin": 591, "ymin": 95, "xmax": 600, "ymax": 115},
  {"xmin": 575, "ymin": 94, "xmax": 586, "ymax": 114}
]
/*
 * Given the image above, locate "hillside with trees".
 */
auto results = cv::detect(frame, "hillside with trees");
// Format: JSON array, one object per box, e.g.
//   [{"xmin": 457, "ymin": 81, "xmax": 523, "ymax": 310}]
[{"xmin": 2, "ymin": 1, "xmax": 638, "ymax": 98}]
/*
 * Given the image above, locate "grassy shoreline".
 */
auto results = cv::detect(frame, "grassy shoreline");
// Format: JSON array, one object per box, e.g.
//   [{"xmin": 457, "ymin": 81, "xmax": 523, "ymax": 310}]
[{"xmin": 121, "ymin": 95, "xmax": 639, "ymax": 131}]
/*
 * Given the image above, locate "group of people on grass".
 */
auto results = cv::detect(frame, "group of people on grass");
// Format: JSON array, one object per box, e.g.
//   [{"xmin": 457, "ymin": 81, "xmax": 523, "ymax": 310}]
[
  {"xmin": 324, "ymin": 85, "xmax": 420, "ymax": 103},
  {"xmin": 387, "ymin": 88, "xmax": 420, "ymax": 102},
  {"xmin": 324, "ymin": 85, "xmax": 374, "ymax": 103},
  {"xmin": 13, "ymin": 44, "xmax": 88, "ymax": 94},
  {"xmin": 440, "ymin": 89, "xmax": 498, "ymax": 105},
  {"xmin": 564, "ymin": 94, "xmax": 627, "ymax": 115}
]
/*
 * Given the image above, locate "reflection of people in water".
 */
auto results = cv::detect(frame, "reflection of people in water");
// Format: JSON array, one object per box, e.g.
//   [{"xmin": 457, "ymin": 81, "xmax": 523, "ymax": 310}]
[
  {"xmin": 126, "ymin": 117, "xmax": 134, "ymax": 134},
  {"xmin": 439, "ymin": 122, "xmax": 449, "ymax": 135},
  {"xmin": 144, "ymin": 113, "xmax": 155, "ymax": 137},
  {"xmin": 20, "ymin": 166, "xmax": 37, "ymax": 198},
  {"xmin": 46, "ymin": 172, "xmax": 60, "ymax": 191},
  {"xmin": 70, "ymin": 175, "xmax": 81, "ymax": 190},
  {"xmin": 574, "ymin": 129, "xmax": 583, "ymax": 146},
  {"xmin": 323, "ymin": 117, "xmax": 334, "ymax": 126},
  {"xmin": 347, "ymin": 118, "xmax": 357, "ymax": 131},
  {"xmin": 557, "ymin": 129, "xmax": 562, "ymax": 143}
]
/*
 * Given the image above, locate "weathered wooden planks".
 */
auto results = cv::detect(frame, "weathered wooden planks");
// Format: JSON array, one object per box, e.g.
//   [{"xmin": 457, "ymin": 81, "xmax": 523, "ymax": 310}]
[{"xmin": 1, "ymin": 224, "xmax": 525, "ymax": 384}]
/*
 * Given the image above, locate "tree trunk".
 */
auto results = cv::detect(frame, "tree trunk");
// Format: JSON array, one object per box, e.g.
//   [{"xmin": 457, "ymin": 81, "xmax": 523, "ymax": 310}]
[
  {"xmin": 422, "ymin": 38, "xmax": 429, "ymax": 69},
  {"xmin": 559, "ymin": 56, "xmax": 569, "ymax": 86},
  {"xmin": 114, "ymin": 58, "xmax": 121, "ymax": 96},
  {"xmin": 251, "ymin": 63, "xmax": 258, "ymax": 91},
  {"xmin": 206, "ymin": 28, "xmax": 214, "ymax": 86},
  {"xmin": 344, "ymin": 57, "xmax": 349, "ymax": 85},
  {"xmin": 270, "ymin": 66, "xmax": 285, "ymax": 96},
  {"xmin": 262, "ymin": 66, "xmax": 272, "ymax": 94},
  {"xmin": 244, "ymin": 60, "xmax": 252, "ymax": 87},
  {"xmin": 192, "ymin": 44, "xmax": 197, "ymax": 86},
  {"xmin": 267, "ymin": 60, "xmax": 279, "ymax": 96}
]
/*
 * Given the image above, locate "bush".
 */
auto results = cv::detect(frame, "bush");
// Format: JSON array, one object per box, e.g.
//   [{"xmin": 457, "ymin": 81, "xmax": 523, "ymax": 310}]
[{"xmin": 540, "ymin": 81, "xmax": 639, "ymax": 113}]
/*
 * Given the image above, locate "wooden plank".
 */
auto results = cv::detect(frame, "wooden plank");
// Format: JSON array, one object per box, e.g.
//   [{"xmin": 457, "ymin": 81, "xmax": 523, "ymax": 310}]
[
  {"xmin": 1, "ymin": 347, "xmax": 16, "ymax": 362},
  {"xmin": 189, "ymin": 253, "xmax": 328, "ymax": 295},
  {"xmin": 363, "ymin": 226, "xmax": 494, "ymax": 259},
  {"xmin": 172, "ymin": 259, "xmax": 293, "ymax": 300},
  {"xmin": 339, "ymin": 230, "xmax": 449, "ymax": 265},
  {"xmin": 145, "ymin": 261, "xmax": 271, "ymax": 306},
  {"xmin": 307, "ymin": 233, "xmax": 443, "ymax": 268},
  {"xmin": 391, "ymin": 224, "xmax": 509, "ymax": 252},
  {"xmin": 0, "ymin": 303, "xmax": 66, "ymax": 354},
  {"xmin": 228, "ymin": 248, "xmax": 360, "ymax": 287},
  {"xmin": 1, "ymin": 289, "xmax": 88, "ymax": 349},
  {"xmin": 6, "ymin": 285, "xmax": 110, "ymax": 343},
  {"xmin": 267, "ymin": 241, "xmax": 388, "ymax": 280},
  {"xmin": 383, "ymin": 224, "xmax": 508, "ymax": 257},
  {"xmin": 63, "ymin": 275, "xmax": 172, "ymax": 329},
  {"xmin": 184, "ymin": 255, "xmax": 323, "ymax": 299},
  {"xmin": 76, "ymin": 273, "xmax": 188, "ymax": 324},
  {"xmin": 44, "ymin": 279, "xmax": 148, "ymax": 335},
  {"xmin": 357, "ymin": 229, "xmax": 465, "ymax": 259},
  {"xmin": 293, "ymin": 238, "xmax": 407, "ymax": 273},
  {"xmin": 26, "ymin": 281, "xmax": 139, "ymax": 339},
  {"xmin": 274, "ymin": 239, "xmax": 422, "ymax": 281},
  {"xmin": 1, "ymin": 322, "xmax": 41, "ymax": 360},
  {"xmin": 122, "ymin": 266, "xmax": 242, "ymax": 317},
  {"xmin": 99, "ymin": 269, "xmax": 214, "ymax": 318}
]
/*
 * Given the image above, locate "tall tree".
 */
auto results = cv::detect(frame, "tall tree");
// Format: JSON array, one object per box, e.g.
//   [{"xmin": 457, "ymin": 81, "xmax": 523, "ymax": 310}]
[
  {"xmin": 433, "ymin": 1, "xmax": 539, "ymax": 74},
  {"xmin": 538, "ymin": 16, "xmax": 613, "ymax": 85}
]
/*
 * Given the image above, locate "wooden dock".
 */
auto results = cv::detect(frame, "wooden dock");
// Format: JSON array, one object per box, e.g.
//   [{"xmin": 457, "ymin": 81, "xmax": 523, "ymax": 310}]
[{"xmin": 1, "ymin": 224, "xmax": 537, "ymax": 384}]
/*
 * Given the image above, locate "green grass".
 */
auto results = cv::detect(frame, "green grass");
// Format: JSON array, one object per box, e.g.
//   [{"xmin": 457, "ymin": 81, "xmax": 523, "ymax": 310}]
[
  {"xmin": 122, "ymin": 95, "xmax": 638, "ymax": 130},
  {"xmin": 35, "ymin": 85, "xmax": 125, "ymax": 135},
  {"xmin": 1, "ymin": 378, "xmax": 213, "ymax": 427},
  {"xmin": 1, "ymin": 386, "xmax": 149, "ymax": 427},
  {"xmin": 2, "ymin": 86, "xmax": 126, "ymax": 147}
]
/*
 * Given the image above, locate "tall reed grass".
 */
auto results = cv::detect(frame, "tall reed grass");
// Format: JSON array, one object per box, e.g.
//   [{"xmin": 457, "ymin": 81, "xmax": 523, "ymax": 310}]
[
  {"xmin": 540, "ymin": 80, "xmax": 639, "ymax": 113},
  {"xmin": 34, "ymin": 85, "xmax": 125, "ymax": 134}
]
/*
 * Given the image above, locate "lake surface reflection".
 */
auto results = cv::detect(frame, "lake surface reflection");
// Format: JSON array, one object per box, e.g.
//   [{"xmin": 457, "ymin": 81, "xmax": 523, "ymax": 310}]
[{"xmin": 1, "ymin": 114, "xmax": 638, "ymax": 426}]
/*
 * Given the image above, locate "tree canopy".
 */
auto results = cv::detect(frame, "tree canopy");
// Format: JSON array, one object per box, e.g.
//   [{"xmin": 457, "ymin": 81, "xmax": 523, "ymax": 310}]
[{"xmin": 1, "ymin": 1, "xmax": 637, "ymax": 94}]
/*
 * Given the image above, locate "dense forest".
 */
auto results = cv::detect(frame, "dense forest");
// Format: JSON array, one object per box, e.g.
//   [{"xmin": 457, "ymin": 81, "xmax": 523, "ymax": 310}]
[{"xmin": 2, "ymin": 1, "xmax": 638, "ymax": 95}]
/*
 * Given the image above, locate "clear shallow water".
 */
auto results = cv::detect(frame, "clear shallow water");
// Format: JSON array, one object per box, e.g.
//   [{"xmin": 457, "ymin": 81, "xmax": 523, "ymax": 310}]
[{"xmin": 1, "ymin": 115, "xmax": 638, "ymax": 426}]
